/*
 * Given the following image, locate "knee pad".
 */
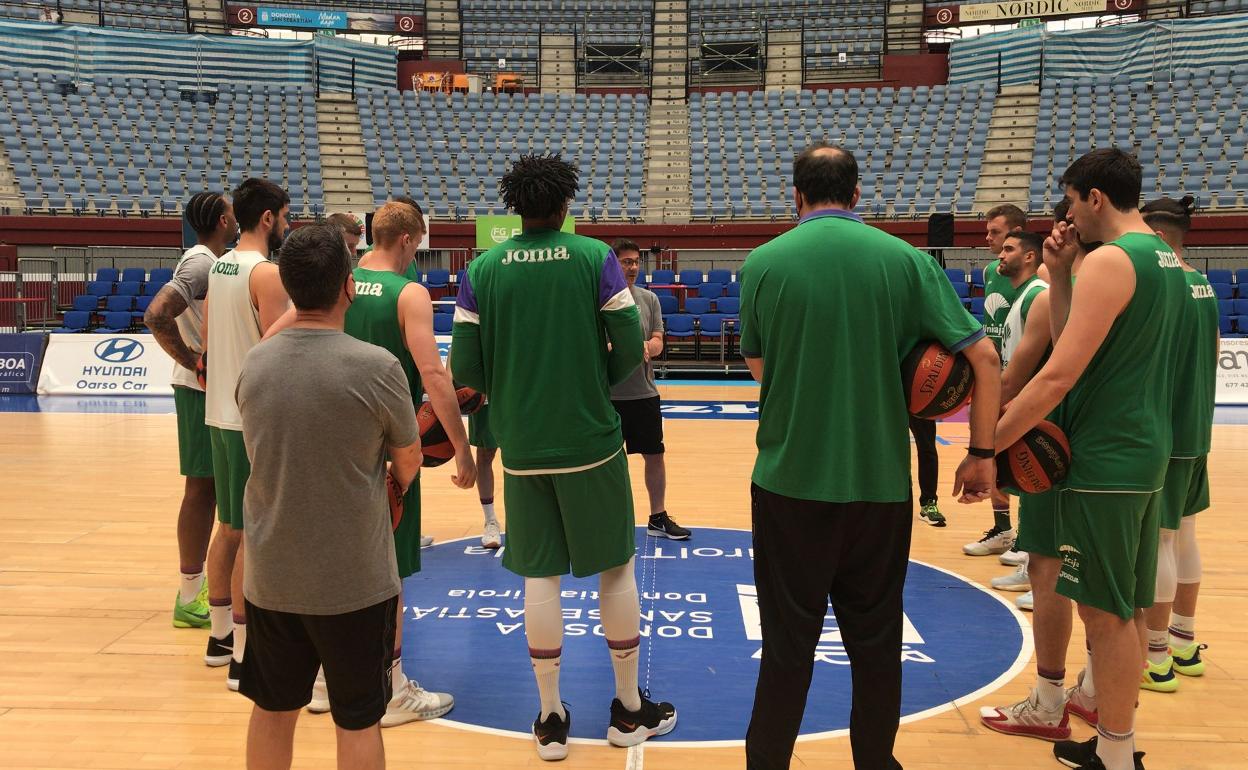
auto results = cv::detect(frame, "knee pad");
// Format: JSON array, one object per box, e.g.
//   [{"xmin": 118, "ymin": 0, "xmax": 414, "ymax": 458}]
[
  {"xmin": 1176, "ymin": 516, "xmax": 1202, "ymax": 584},
  {"xmin": 1154, "ymin": 530, "xmax": 1177, "ymax": 603}
]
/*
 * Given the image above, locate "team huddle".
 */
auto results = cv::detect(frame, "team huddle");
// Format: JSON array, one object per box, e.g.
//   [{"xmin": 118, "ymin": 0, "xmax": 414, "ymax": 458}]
[{"xmin": 143, "ymin": 145, "xmax": 1215, "ymax": 770}]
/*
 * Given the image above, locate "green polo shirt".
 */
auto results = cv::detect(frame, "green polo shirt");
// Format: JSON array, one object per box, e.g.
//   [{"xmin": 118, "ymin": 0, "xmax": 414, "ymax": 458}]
[{"xmin": 739, "ymin": 209, "xmax": 985, "ymax": 503}]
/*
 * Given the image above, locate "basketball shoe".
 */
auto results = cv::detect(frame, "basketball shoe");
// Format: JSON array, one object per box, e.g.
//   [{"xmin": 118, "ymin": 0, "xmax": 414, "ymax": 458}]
[
  {"xmin": 607, "ymin": 689, "xmax": 677, "ymax": 747},
  {"xmin": 1054, "ymin": 737, "xmax": 1146, "ymax": 769},
  {"xmin": 1170, "ymin": 642, "xmax": 1207, "ymax": 677},
  {"xmin": 226, "ymin": 659, "xmax": 241, "ymax": 692},
  {"xmin": 482, "ymin": 520, "xmax": 502, "ymax": 549},
  {"xmin": 381, "ymin": 679, "xmax": 454, "ymax": 725},
  {"xmin": 991, "ymin": 563, "xmax": 1031, "ymax": 592},
  {"xmin": 964, "ymin": 526, "xmax": 1015, "ymax": 556},
  {"xmin": 1140, "ymin": 657, "xmax": 1179, "ymax": 693},
  {"xmin": 1065, "ymin": 670, "xmax": 1098, "ymax": 727},
  {"xmin": 647, "ymin": 512, "xmax": 690, "ymax": 540},
  {"xmin": 420, "ymin": 535, "xmax": 434, "ymax": 548},
  {"xmin": 173, "ymin": 586, "xmax": 211, "ymax": 629},
  {"xmin": 532, "ymin": 706, "xmax": 571, "ymax": 761},
  {"xmin": 980, "ymin": 690, "xmax": 1071, "ymax": 741},
  {"xmin": 1000, "ymin": 547, "xmax": 1028, "ymax": 566},
  {"xmin": 204, "ymin": 630, "xmax": 233, "ymax": 667},
  {"xmin": 919, "ymin": 501, "xmax": 946, "ymax": 527},
  {"xmin": 1016, "ymin": 591, "xmax": 1034, "ymax": 611}
]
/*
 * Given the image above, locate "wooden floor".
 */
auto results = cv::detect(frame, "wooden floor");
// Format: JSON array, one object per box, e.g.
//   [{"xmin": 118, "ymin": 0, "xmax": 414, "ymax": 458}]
[{"xmin": 1, "ymin": 385, "xmax": 1245, "ymax": 769}]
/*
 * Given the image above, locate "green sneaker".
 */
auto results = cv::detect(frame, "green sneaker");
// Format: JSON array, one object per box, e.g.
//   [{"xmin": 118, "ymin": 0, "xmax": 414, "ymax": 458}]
[
  {"xmin": 1171, "ymin": 641, "xmax": 1207, "ymax": 677},
  {"xmin": 919, "ymin": 502, "xmax": 947, "ymax": 528},
  {"xmin": 173, "ymin": 588, "xmax": 211, "ymax": 629}
]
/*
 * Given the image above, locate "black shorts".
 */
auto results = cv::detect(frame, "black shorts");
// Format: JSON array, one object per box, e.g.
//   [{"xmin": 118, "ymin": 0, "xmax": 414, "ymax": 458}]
[
  {"xmin": 612, "ymin": 396, "xmax": 665, "ymax": 455},
  {"xmin": 240, "ymin": 595, "xmax": 398, "ymax": 730}
]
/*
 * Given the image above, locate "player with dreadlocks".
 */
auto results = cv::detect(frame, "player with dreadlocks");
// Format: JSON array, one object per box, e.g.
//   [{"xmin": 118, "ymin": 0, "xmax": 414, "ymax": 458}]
[
  {"xmin": 144, "ymin": 192, "xmax": 237, "ymax": 632},
  {"xmin": 451, "ymin": 154, "xmax": 678, "ymax": 760}
]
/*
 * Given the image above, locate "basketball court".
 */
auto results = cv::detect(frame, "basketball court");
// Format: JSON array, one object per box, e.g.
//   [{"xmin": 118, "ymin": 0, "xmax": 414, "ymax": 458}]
[{"xmin": 1, "ymin": 383, "xmax": 1244, "ymax": 769}]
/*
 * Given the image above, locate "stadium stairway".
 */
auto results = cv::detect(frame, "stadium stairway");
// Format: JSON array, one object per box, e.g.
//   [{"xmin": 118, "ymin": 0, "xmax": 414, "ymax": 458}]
[
  {"xmin": 886, "ymin": 1, "xmax": 925, "ymax": 54},
  {"xmin": 764, "ymin": 29, "xmax": 804, "ymax": 91},
  {"xmin": 973, "ymin": 84, "xmax": 1039, "ymax": 214},
  {"xmin": 539, "ymin": 32, "xmax": 577, "ymax": 94},
  {"xmin": 187, "ymin": 0, "xmax": 227, "ymax": 34},
  {"xmin": 0, "ymin": 137, "xmax": 20, "ymax": 212},
  {"xmin": 315, "ymin": 94, "xmax": 375, "ymax": 212},
  {"xmin": 645, "ymin": 0, "xmax": 692, "ymax": 221},
  {"xmin": 425, "ymin": 0, "xmax": 462, "ymax": 60}
]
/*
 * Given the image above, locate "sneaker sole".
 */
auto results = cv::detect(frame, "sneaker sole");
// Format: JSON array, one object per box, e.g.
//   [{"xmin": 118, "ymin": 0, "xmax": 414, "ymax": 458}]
[
  {"xmin": 980, "ymin": 716, "xmax": 1070, "ymax": 742},
  {"xmin": 481, "ymin": 540, "xmax": 502, "ymax": 549},
  {"xmin": 920, "ymin": 516, "xmax": 947, "ymax": 528},
  {"xmin": 606, "ymin": 713, "xmax": 677, "ymax": 747},
  {"xmin": 226, "ymin": 679, "xmax": 240, "ymax": 692},
  {"xmin": 1139, "ymin": 679, "xmax": 1179, "ymax": 693},
  {"xmin": 173, "ymin": 617, "xmax": 210, "ymax": 629},
  {"xmin": 204, "ymin": 653, "xmax": 232, "ymax": 667},
  {"xmin": 1064, "ymin": 702, "xmax": 1098, "ymax": 727},
  {"xmin": 999, "ymin": 554, "xmax": 1027, "ymax": 566},
  {"xmin": 1173, "ymin": 663, "xmax": 1205, "ymax": 677},
  {"xmin": 990, "ymin": 582, "xmax": 1031, "ymax": 592},
  {"xmin": 964, "ymin": 546, "xmax": 1011, "ymax": 556},
  {"xmin": 646, "ymin": 529, "xmax": 690, "ymax": 541},
  {"xmin": 533, "ymin": 735, "xmax": 569, "ymax": 761},
  {"xmin": 307, "ymin": 701, "xmax": 331, "ymax": 714},
  {"xmin": 381, "ymin": 703, "xmax": 454, "ymax": 726}
]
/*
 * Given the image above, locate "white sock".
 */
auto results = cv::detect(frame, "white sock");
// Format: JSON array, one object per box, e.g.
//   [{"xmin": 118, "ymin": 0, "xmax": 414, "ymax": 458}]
[
  {"xmin": 525, "ymin": 576, "xmax": 565, "ymax": 720},
  {"xmin": 1147, "ymin": 629, "xmax": 1170, "ymax": 665},
  {"xmin": 599, "ymin": 559, "xmax": 642, "ymax": 711},
  {"xmin": 1036, "ymin": 670, "xmax": 1065, "ymax": 711},
  {"xmin": 1095, "ymin": 725, "xmax": 1135, "ymax": 770},
  {"xmin": 390, "ymin": 648, "xmax": 407, "ymax": 699},
  {"xmin": 1169, "ymin": 612, "xmax": 1196, "ymax": 648},
  {"xmin": 482, "ymin": 501, "xmax": 497, "ymax": 524},
  {"xmin": 209, "ymin": 603, "xmax": 232, "ymax": 640},
  {"xmin": 1082, "ymin": 643, "xmax": 1097, "ymax": 698},
  {"xmin": 232, "ymin": 623, "xmax": 246, "ymax": 663},
  {"xmin": 179, "ymin": 571, "xmax": 204, "ymax": 604}
]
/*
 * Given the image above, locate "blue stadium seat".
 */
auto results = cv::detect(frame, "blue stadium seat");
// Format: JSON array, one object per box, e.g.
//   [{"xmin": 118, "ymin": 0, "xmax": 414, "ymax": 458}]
[
  {"xmin": 684, "ymin": 297, "xmax": 713, "ymax": 315},
  {"xmin": 116, "ymin": 281, "xmax": 140, "ymax": 297},
  {"xmin": 726, "ymin": 282, "xmax": 741, "ymax": 298},
  {"xmin": 1213, "ymin": 283, "xmax": 1233, "ymax": 300},
  {"xmin": 94, "ymin": 311, "xmax": 133, "ymax": 333},
  {"xmin": 433, "ymin": 315, "xmax": 453, "ymax": 334},
  {"xmin": 657, "ymin": 295, "xmax": 678, "ymax": 315},
  {"xmin": 678, "ymin": 269, "xmax": 704, "ymax": 287},
  {"xmin": 665, "ymin": 314, "xmax": 695, "ymax": 340},
  {"xmin": 1207, "ymin": 269, "xmax": 1233, "ymax": 285},
  {"xmin": 698, "ymin": 313, "xmax": 731, "ymax": 339},
  {"xmin": 970, "ymin": 297, "xmax": 986, "ymax": 318},
  {"xmin": 1218, "ymin": 299, "xmax": 1234, "ymax": 318},
  {"xmin": 149, "ymin": 267, "xmax": 174, "ymax": 285},
  {"xmin": 72, "ymin": 295, "xmax": 98, "ymax": 312},
  {"xmin": 132, "ymin": 295, "xmax": 153, "ymax": 320},
  {"xmin": 106, "ymin": 295, "xmax": 134, "ymax": 313},
  {"xmin": 717, "ymin": 297, "xmax": 741, "ymax": 315},
  {"xmin": 707, "ymin": 269, "xmax": 732, "ymax": 286},
  {"xmin": 54, "ymin": 311, "xmax": 91, "ymax": 333},
  {"xmin": 1220, "ymin": 316, "xmax": 1233, "ymax": 335},
  {"xmin": 651, "ymin": 269, "xmax": 676, "ymax": 285},
  {"xmin": 87, "ymin": 281, "xmax": 113, "ymax": 297},
  {"xmin": 120, "ymin": 267, "xmax": 146, "ymax": 284},
  {"xmin": 698, "ymin": 282, "xmax": 724, "ymax": 298},
  {"xmin": 95, "ymin": 267, "xmax": 120, "ymax": 283},
  {"xmin": 971, "ymin": 268, "xmax": 985, "ymax": 288},
  {"xmin": 425, "ymin": 268, "xmax": 451, "ymax": 289},
  {"xmin": 1236, "ymin": 269, "xmax": 1248, "ymax": 290},
  {"xmin": 953, "ymin": 282, "xmax": 970, "ymax": 299}
]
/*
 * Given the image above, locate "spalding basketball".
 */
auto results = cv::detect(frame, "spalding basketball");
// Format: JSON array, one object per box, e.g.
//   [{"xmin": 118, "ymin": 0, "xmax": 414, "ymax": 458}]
[
  {"xmin": 902, "ymin": 341, "xmax": 974, "ymax": 419},
  {"xmin": 416, "ymin": 387, "xmax": 484, "ymax": 467},
  {"xmin": 195, "ymin": 351, "xmax": 208, "ymax": 390},
  {"xmin": 997, "ymin": 420, "xmax": 1072, "ymax": 495},
  {"xmin": 386, "ymin": 471, "xmax": 404, "ymax": 531}
]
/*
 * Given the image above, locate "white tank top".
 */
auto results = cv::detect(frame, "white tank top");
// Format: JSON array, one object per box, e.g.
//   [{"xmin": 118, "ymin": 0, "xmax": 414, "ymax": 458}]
[{"xmin": 205, "ymin": 249, "xmax": 267, "ymax": 430}]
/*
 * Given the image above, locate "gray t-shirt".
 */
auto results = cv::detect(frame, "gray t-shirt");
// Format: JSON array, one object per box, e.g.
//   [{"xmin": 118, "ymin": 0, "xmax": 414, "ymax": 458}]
[
  {"xmin": 237, "ymin": 328, "xmax": 419, "ymax": 615},
  {"xmin": 610, "ymin": 284, "xmax": 664, "ymax": 401},
  {"xmin": 168, "ymin": 245, "xmax": 215, "ymax": 390}
]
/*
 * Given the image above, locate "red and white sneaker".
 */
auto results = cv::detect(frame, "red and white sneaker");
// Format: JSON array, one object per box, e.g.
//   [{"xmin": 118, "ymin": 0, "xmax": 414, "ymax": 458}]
[
  {"xmin": 981, "ymin": 690, "xmax": 1071, "ymax": 741},
  {"xmin": 1064, "ymin": 670, "xmax": 1098, "ymax": 727}
]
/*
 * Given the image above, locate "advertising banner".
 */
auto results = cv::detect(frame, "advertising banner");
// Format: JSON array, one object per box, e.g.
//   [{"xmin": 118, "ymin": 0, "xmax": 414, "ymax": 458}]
[
  {"xmin": 257, "ymin": 7, "xmax": 347, "ymax": 29},
  {"xmin": 474, "ymin": 215, "xmax": 575, "ymax": 250},
  {"xmin": 1217, "ymin": 338, "xmax": 1248, "ymax": 406},
  {"xmin": 0, "ymin": 332, "xmax": 47, "ymax": 394},
  {"xmin": 38, "ymin": 335, "xmax": 176, "ymax": 396},
  {"xmin": 229, "ymin": 5, "xmax": 420, "ymax": 32}
]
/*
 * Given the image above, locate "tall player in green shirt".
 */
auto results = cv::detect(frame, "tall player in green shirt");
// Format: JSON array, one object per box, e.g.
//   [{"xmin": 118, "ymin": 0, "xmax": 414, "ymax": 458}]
[
  {"xmin": 968, "ymin": 204, "xmax": 1030, "ymax": 558},
  {"xmin": 1139, "ymin": 196, "xmax": 1219, "ymax": 694},
  {"xmin": 451, "ymin": 154, "xmax": 676, "ymax": 760},
  {"xmin": 996, "ymin": 149, "xmax": 1188, "ymax": 770}
]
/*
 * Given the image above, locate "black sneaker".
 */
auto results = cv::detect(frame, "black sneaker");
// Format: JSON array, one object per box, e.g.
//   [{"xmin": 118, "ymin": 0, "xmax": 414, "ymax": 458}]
[
  {"xmin": 204, "ymin": 630, "xmax": 233, "ymax": 667},
  {"xmin": 1055, "ymin": 736, "xmax": 1145, "ymax": 769},
  {"xmin": 647, "ymin": 512, "xmax": 691, "ymax": 540},
  {"xmin": 607, "ymin": 688, "xmax": 677, "ymax": 747},
  {"xmin": 226, "ymin": 658, "xmax": 242, "ymax": 692},
  {"xmin": 532, "ymin": 705, "xmax": 570, "ymax": 761}
]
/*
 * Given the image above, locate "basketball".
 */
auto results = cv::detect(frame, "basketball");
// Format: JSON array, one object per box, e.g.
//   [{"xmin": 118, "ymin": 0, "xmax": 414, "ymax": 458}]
[
  {"xmin": 386, "ymin": 471, "xmax": 404, "ymax": 531},
  {"xmin": 417, "ymin": 387, "xmax": 483, "ymax": 466},
  {"xmin": 902, "ymin": 341, "xmax": 974, "ymax": 419},
  {"xmin": 195, "ymin": 351, "xmax": 208, "ymax": 390},
  {"xmin": 996, "ymin": 420, "xmax": 1072, "ymax": 495}
]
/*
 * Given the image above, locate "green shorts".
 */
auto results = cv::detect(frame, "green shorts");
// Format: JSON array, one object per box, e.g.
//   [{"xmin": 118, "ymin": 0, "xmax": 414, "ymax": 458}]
[
  {"xmin": 394, "ymin": 475, "xmax": 422, "ymax": 579},
  {"xmin": 1055, "ymin": 489, "xmax": 1160, "ymax": 619},
  {"xmin": 469, "ymin": 404, "xmax": 498, "ymax": 450},
  {"xmin": 1159, "ymin": 456, "xmax": 1210, "ymax": 531},
  {"xmin": 502, "ymin": 450, "xmax": 635, "ymax": 578},
  {"xmin": 174, "ymin": 386, "xmax": 213, "ymax": 478},
  {"xmin": 1014, "ymin": 489, "xmax": 1059, "ymax": 559},
  {"xmin": 209, "ymin": 427, "xmax": 250, "ymax": 531}
]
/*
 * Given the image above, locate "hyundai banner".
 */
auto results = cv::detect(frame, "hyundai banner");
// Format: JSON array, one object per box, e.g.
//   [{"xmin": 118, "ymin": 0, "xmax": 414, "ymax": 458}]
[{"xmin": 38, "ymin": 335, "xmax": 177, "ymax": 396}]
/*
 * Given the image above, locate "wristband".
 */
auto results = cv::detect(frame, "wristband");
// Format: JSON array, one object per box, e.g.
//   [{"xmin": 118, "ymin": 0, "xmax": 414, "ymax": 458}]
[{"xmin": 967, "ymin": 446, "xmax": 995, "ymax": 459}]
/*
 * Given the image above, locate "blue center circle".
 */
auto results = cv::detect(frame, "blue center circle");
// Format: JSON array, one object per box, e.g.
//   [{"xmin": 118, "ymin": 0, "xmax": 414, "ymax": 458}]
[{"xmin": 400, "ymin": 527, "xmax": 1029, "ymax": 745}]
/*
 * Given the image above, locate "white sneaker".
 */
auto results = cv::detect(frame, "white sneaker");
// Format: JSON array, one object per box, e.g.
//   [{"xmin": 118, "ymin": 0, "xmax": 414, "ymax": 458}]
[
  {"xmin": 963, "ymin": 526, "xmax": 1016, "ymax": 556},
  {"xmin": 991, "ymin": 564, "xmax": 1031, "ymax": 592},
  {"xmin": 1000, "ymin": 547, "xmax": 1028, "ymax": 567},
  {"xmin": 481, "ymin": 520, "xmax": 502, "ymax": 549},
  {"xmin": 1016, "ymin": 591, "xmax": 1034, "ymax": 611},
  {"xmin": 980, "ymin": 690, "xmax": 1071, "ymax": 741},
  {"xmin": 307, "ymin": 668, "xmax": 330, "ymax": 713},
  {"xmin": 381, "ymin": 680, "xmax": 454, "ymax": 726},
  {"xmin": 420, "ymin": 535, "xmax": 434, "ymax": 548}
]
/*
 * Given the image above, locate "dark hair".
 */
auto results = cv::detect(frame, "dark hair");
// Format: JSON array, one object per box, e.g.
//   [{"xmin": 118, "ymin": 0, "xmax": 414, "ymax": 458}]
[
  {"xmin": 232, "ymin": 177, "xmax": 290, "ymax": 233},
  {"xmin": 185, "ymin": 192, "xmax": 226, "ymax": 239},
  {"xmin": 611, "ymin": 238, "xmax": 641, "ymax": 258},
  {"xmin": 391, "ymin": 195, "xmax": 425, "ymax": 217},
  {"xmin": 500, "ymin": 154, "xmax": 579, "ymax": 220},
  {"xmin": 1052, "ymin": 198, "xmax": 1102, "ymax": 252},
  {"xmin": 276, "ymin": 224, "xmax": 349, "ymax": 312},
  {"xmin": 325, "ymin": 212, "xmax": 362, "ymax": 237},
  {"xmin": 1059, "ymin": 148, "xmax": 1142, "ymax": 213},
  {"xmin": 1141, "ymin": 195, "xmax": 1196, "ymax": 234},
  {"xmin": 1005, "ymin": 229, "xmax": 1044, "ymax": 259},
  {"xmin": 986, "ymin": 203, "xmax": 1027, "ymax": 230},
  {"xmin": 793, "ymin": 142, "xmax": 858, "ymax": 206}
]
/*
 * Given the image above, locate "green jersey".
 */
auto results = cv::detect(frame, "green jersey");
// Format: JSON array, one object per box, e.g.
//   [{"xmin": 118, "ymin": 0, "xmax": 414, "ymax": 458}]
[
  {"xmin": 403, "ymin": 262, "xmax": 421, "ymax": 283},
  {"xmin": 1171, "ymin": 269, "xmax": 1219, "ymax": 457},
  {"xmin": 1057, "ymin": 232, "xmax": 1187, "ymax": 492},
  {"xmin": 983, "ymin": 258, "xmax": 1022, "ymax": 359},
  {"xmin": 344, "ymin": 267, "xmax": 422, "ymax": 404},
  {"xmin": 739, "ymin": 209, "xmax": 984, "ymax": 504},
  {"xmin": 450, "ymin": 228, "xmax": 643, "ymax": 471}
]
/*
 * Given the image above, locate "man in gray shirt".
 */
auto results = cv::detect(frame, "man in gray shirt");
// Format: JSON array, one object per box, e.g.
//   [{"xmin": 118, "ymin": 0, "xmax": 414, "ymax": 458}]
[
  {"xmin": 609, "ymin": 239, "xmax": 690, "ymax": 540},
  {"xmin": 236, "ymin": 224, "xmax": 422, "ymax": 770}
]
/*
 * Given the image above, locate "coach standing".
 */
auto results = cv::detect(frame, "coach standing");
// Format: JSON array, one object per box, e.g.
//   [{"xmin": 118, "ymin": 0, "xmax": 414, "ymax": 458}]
[
  {"xmin": 739, "ymin": 143, "xmax": 1001, "ymax": 770},
  {"xmin": 236, "ymin": 224, "xmax": 423, "ymax": 770}
]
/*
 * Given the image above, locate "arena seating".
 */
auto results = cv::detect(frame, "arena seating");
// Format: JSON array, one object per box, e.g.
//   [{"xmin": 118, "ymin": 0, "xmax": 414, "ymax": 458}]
[
  {"xmin": 257, "ymin": 0, "xmax": 422, "ymax": 12},
  {"xmin": 689, "ymin": 83, "xmax": 994, "ymax": 219},
  {"xmin": 357, "ymin": 89, "xmax": 648, "ymax": 219},
  {"xmin": 0, "ymin": 67, "xmax": 323, "ymax": 215},
  {"xmin": 1030, "ymin": 68, "xmax": 1248, "ymax": 213},
  {"xmin": 1189, "ymin": 0, "xmax": 1248, "ymax": 16},
  {"xmin": 0, "ymin": 0, "xmax": 187, "ymax": 31}
]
